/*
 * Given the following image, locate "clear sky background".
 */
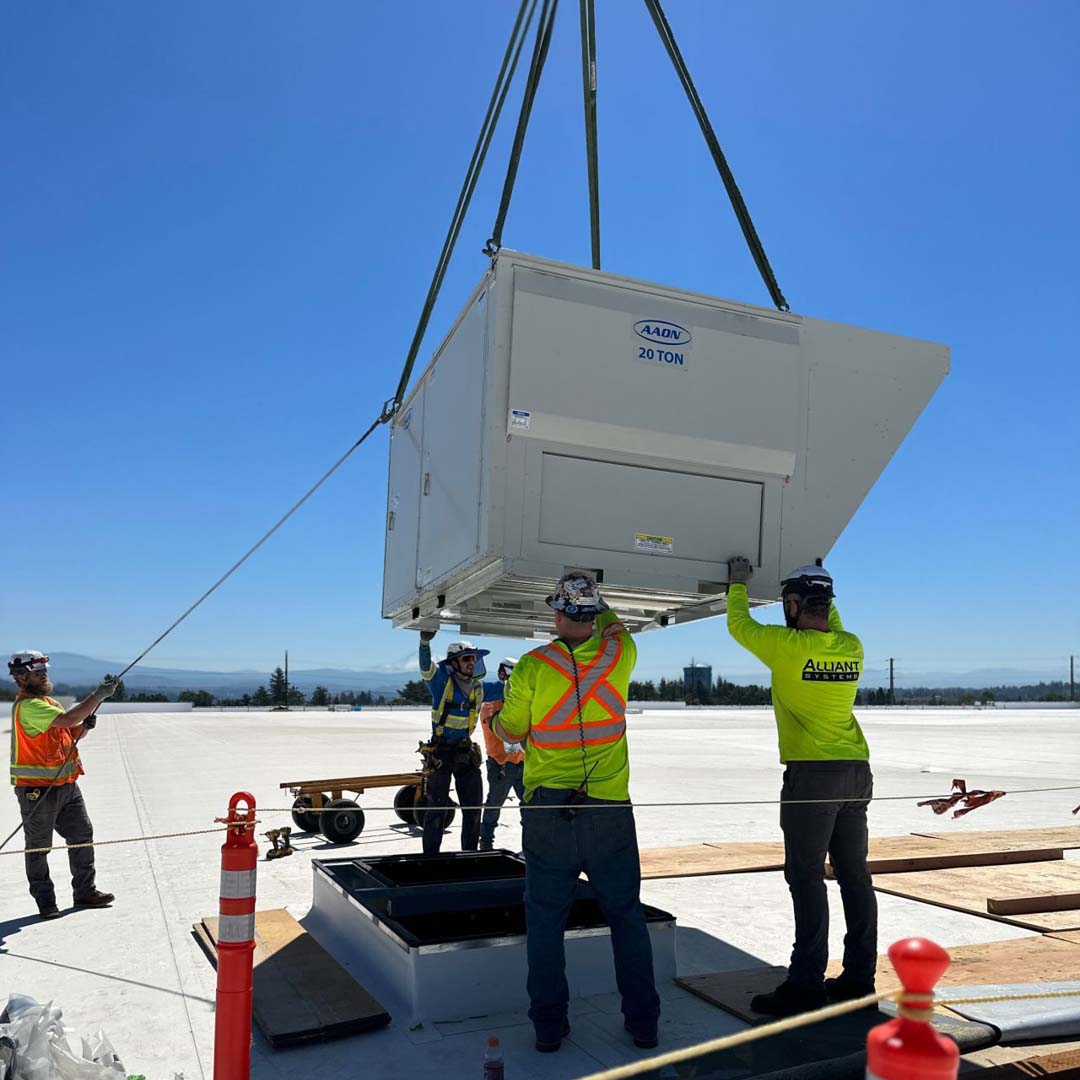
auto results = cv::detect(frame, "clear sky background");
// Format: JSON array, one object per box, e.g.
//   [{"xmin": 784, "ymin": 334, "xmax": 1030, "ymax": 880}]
[{"xmin": 3, "ymin": 2, "xmax": 1077, "ymax": 686}]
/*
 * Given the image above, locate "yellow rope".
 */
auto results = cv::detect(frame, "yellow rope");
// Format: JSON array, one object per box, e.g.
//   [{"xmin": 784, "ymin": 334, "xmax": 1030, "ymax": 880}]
[
  {"xmin": 575, "ymin": 985, "xmax": 1080, "ymax": 1080},
  {"xmin": 574, "ymin": 989, "xmax": 895, "ymax": 1080},
  {"xmin": 0, "ymin": 823, "xmax": 255, "ymax": 856}
]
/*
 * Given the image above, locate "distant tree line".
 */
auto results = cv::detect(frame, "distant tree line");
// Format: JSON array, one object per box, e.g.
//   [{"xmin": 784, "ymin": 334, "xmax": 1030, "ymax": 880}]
[
  {"xmin": 1, "ymin": 672, "xmax": 1072, "ymax": 708},
  {"xmin": 628, "ymin": 677, "xmax": 772, "ymax": 706}
]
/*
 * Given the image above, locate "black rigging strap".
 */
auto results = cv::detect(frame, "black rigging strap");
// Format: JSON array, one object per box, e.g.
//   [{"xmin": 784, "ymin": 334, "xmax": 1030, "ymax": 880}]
[{"xmin": 641, "ymin": 0, "xmax": 789, "ymax": 311}]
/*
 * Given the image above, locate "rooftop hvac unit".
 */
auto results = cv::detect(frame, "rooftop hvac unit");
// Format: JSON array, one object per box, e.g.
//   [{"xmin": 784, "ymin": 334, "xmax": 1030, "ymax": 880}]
[{"xmin": 382, "ymin": 251, "xmax": 948, "ymax": 638}]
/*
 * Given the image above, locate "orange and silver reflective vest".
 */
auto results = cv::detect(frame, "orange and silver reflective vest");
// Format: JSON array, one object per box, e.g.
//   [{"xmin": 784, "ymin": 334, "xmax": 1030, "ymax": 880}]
[
  {"xmin": 10, "ymin": 693, "xmax": 83, "ymax": 787},
  {"xmin": 495, "ymin": 609, "xmax": 636, "ymax": 801}
]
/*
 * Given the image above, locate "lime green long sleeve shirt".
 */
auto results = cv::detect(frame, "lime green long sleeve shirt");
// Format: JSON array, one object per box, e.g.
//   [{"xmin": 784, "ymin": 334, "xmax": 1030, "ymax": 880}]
[{"xmin": 726, "ymin": 583, "xmax": 869, "ymax": 763}]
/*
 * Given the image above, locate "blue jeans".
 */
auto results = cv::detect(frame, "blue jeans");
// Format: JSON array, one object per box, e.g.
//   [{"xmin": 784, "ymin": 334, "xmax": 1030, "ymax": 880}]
[
  {"xmin": 522, "ymin": 787, "xmax": 660, "ymax": 1041},
  {"xmin": 479, "ymin": 758, "xmax": 525, "ymax": 847}
]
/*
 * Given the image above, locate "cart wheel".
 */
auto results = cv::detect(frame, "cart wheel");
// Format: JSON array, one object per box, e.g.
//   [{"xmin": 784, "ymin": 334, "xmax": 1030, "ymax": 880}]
[
  {"xmin": 320, "ymin": 799, "xmax": 365, "ymax": 844},
  {"xmin": 291, "ymin": 796, "xmax": 321, "ymax": 834},
  {"xmin": 394, "ymin": 785, "xmax": 419, "ymax": 825},
  {"xmin": 414, "ymin": 796, "xmax": 457, "ymax": 831}
]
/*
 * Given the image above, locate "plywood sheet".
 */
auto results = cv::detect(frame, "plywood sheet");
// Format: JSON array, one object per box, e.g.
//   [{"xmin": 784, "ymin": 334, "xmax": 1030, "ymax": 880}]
[
  {"xmin": 676, "ymin": 965, "xmax": 801, "ymax": 1024},
  {"xmin": 641, "ymin": 842, "xmax": 784, "ymax": 879},
  {"xmin": 197, "ymin": 908, "xmax": 389, "ymax": 1047},
  {"xmin": 872, "ymin": 862, "xmax": 1080, "ymax": 931},
  {"xmin": 964, "ymin": 1048, "xmax": 1080, "ymax": 1077},
  {"xmin": 912, "ymin": 827, "xmax": 1080, "ymax": 850}
]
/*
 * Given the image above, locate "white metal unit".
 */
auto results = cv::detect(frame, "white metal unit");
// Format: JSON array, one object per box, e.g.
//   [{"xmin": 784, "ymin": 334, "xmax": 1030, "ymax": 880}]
[
  {"xmin": 306, "ymin": 859, "xmax": 678, "ymax": 1026},
  {"xmin": 383, "ymin": 251, "xmax": 949, "ymax": 637}
]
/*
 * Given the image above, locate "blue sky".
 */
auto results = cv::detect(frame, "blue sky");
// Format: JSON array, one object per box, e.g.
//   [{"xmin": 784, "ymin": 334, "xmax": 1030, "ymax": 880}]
[{"xmin": 2, "ymin": 2, "xmax": 1077, "ymax": 686}]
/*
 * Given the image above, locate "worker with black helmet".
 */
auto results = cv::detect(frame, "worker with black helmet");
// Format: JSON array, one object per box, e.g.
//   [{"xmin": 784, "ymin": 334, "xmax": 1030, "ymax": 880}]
[
  {"xmin": 725, "ymin": 558, "xmax": 876, "ymax": 1018},
  {"xmin": 8, "ymin": 650, "xmax": 119, "ymax": 920},
  {"xmin": 417, "ymin": 633, "xmax": 487, "ymax": 853}
]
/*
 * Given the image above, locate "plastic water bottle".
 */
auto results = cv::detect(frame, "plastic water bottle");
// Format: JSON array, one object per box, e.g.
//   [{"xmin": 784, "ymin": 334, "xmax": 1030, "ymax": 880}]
[{"xmin": 483, "ymin": 1036, "xmax": 504, "ymax": 1080}]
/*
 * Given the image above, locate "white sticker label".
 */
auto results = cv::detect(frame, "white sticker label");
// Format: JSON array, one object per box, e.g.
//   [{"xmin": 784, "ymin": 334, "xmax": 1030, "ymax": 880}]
[
  {"xmin": 510, "ymin": 409, "xmax": 531, "ymax": 430},
  {"xmin": 635, "ymin": 533, "xmax": 674, "ymax": 555}
]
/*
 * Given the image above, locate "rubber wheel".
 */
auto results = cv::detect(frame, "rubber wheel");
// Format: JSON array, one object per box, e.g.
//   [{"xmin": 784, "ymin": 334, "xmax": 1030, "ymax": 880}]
[
  {"xmin": 290, "ymin": 795, "xmax": 321, "ymax": 833},
  {"xmin": 319, "ymin": 799, "xmax": 365, "ymax": 844},
  {"xmin": 394, "ymin": 784, "xmax": 419, "ymax": 825},
  {"xmin": 414, "ymin": 795, "xmax": 457, "ymax": 831}
]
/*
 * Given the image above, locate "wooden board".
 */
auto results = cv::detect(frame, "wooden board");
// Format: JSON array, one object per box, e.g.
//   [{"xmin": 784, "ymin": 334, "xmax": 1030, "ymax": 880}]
[
  {"xmin": 912, "ymin": 827, "xmax": 1080, "ymax": 850},
  {"xmin": 872, "ymin": 862, "xmax": 1080, "ymax": 931},
  {"xmin": 196, "ymin": 908, "xmax": 390, "ymax": 1047},
  {"xmin": 640, "ymin": 842, "xmax": 784, "ymax": 879},
  {"xmin": 847, "ymin": 837, "xmax": 1063, "ymax": 875},
  {"xmin": 676, "ymin": 965, "xmax": 795, "ymax": 1024},
  {"xmin": 678, "ymin": 936, "xmax": 1080, "ymax": 1027},
  {"xmin": 281, "ymin": 772, "xmax": 420, "ymax": 792},
  {"xmin": 989, "ymin": 892, "xmax": 1080, "ymax": 916},
  {"xmin": 963, "ymin": 1048, "xmax": 1080, "ymax": 1077}
]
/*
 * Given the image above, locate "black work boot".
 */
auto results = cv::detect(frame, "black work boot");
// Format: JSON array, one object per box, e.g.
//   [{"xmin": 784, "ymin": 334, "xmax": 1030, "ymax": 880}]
[
  {"xmin": 38, "ymin": 904, "xmax": 61, "ymax": 920},
  {"xmin": 73, "ymin": 889, "xmax": 114, "ymax": 908},
  {"xmin": 624, "ymin": 1020, "xmax": 658, "ymax": 1049},
  {"xmin": 534, "ymin": 1019, "xmax": 571, "ymax": 1053},
  {"xmin": 825, "ymin": 974, "xmax": 876, "ymax": 1003},
  {"xmin": 751, "ymin": 980, "xmax": 826, "ymax": 1018}
]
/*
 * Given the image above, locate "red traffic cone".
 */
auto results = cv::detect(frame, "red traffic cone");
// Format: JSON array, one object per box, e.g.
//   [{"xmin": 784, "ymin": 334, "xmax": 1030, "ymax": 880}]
[{"xmin": 867, "ymin": 938, "xmax": 959, "ymax": 1080}]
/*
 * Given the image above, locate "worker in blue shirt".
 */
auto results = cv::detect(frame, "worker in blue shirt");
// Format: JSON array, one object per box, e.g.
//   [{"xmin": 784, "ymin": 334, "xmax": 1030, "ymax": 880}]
[{"xmin": 417, "ymin": 632, "xmax": 488, "ymax": 853}]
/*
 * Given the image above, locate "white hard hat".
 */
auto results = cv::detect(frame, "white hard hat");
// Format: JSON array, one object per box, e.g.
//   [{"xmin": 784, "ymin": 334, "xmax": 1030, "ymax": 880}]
[
  {"xmin": 8, "ymin": 650, "xmax": 49, "ymax": 677},
  {"xmin": 497, "ymin": 657, "xmax": 518, "ymax": 677},
  {"xmin": 446, "ymin": 641, "xmax": 490, "ymax": 661},
  {"xmin": 781, "ymin": 565, "xmax": 835, "ymax": 601}
]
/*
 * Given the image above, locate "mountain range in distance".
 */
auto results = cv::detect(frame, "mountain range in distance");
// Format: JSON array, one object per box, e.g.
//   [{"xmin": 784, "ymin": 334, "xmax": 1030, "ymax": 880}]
[
  {"xmin": 13, "ymin": 652, "xmax": 410, "ymax": 697},
  {"xmin": 5, "ymin": 651, "xmax": 1069, "ymax": 697}
]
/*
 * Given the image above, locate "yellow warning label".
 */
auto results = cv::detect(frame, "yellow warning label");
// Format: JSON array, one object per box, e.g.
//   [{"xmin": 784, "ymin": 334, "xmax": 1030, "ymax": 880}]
[{"xmin": 634, "ymin": 533, "xmax": 674, "ymax": 555}]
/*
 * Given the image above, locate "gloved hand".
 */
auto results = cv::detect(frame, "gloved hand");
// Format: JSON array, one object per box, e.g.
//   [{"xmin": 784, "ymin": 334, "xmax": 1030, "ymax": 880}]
[
  {"xmin": 728, "ymin": 556, "xmax": 753, "ymax": 586},
  {"xmin": 82, "ymin": 713, "xmax": 98, "ymax": 730},
  {"xmin": 419, "ymin": 630, "xmax": 436, "ymax": 642},
  {"xmin": 91, "ymin": 675, "xmax": 121, "ymax": 703}
]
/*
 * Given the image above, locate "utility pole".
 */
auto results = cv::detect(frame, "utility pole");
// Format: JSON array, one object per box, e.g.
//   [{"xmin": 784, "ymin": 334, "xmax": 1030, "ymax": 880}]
[
  {"xmin": 888, "ymin": 658, "xmax": 895, "ymax": 706},
  {"xmin": 285, "ymin": 649, "xmax": 289, "ymax": 710},
  {"xmin": 1071, "ymin": 655, "xmax": 1075, "ymax": 702}
]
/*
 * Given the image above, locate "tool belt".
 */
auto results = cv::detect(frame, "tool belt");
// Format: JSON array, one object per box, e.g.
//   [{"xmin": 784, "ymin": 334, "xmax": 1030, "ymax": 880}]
[{"xmin": 419, "ymin": 738, "xmax": 482, "ymax": 770}]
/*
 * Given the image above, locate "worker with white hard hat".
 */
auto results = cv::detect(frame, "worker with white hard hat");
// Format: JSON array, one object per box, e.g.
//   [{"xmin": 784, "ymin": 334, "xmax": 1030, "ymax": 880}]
[
  {"xmin": 8, "ymin": 651, "xmax": 120, "ymax": 920},
  {"xmin": 726, "ymin": 557, "xmax": 875, "ymax": 1018},
  {"xmin": 495, "ymin": 573, "xmax": 660, "ymax": 1054},
  {"xmin": 417, "ymin": 632, "xmax": 488, "ymax": 853},
  {"xmin": 477, "ymin": 657, "xmax": 524, "ymax": 851}
]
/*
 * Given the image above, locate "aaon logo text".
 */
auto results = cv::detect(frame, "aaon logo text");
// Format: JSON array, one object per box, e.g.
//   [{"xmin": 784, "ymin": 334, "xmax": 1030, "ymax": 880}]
[{"xmin": 633, "ymin": 319, "xmax": 692, "ymax": 346}]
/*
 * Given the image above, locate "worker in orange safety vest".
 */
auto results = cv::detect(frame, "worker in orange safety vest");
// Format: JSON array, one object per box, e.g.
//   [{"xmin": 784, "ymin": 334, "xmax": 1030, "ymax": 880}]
[
  {"xmin": 477, "ymin": 657, "xmax": 524, "ymax": 850},
  {"xmin": 495, "ymin": 573, "xmax": 660, "ymax": 1054},
  {"xmin": 8, "ymin": 650, "xmax": 119, "ymax": 919}
]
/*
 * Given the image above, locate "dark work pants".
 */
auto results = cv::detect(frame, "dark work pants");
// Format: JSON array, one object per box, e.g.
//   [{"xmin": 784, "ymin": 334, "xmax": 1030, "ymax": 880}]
[
  {"xmin": 780, "ymin": 761, "xmax": 877, "ymax": 990},
  {"xmin": 15, "ymin": 782, "xmax": 96, "ymax": 910},
  {"xmin": 479, "ymin": 758, "xmax": 525, "ymax": 847},
  {"xmin": 422, "ymin": 750, "xmax": 482, "ymax": 854},
  {"xmin": 522, "ymin": 787, "xmax": 660, "ymax": 1042}
]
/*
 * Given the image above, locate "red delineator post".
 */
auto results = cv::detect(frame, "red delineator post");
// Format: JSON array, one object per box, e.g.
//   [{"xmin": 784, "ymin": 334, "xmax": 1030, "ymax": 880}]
[
  {"xmin": 866, "ymin": 938, "xmax": 959, "ymax": 1080},
  {"xmin": 214, "ymin": 792, "xmax": 258, "ymax": 1080}
]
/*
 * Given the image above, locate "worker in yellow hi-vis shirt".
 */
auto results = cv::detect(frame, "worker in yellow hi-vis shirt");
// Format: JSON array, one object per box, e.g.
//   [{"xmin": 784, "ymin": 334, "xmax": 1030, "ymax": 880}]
[
  {"xmin": 496, "ymin": 573, "xmax": 659, "ymax": 1055},
  {"xmin": 726, "ymin": 557, "xmax": 876, "ymax": 1019}
]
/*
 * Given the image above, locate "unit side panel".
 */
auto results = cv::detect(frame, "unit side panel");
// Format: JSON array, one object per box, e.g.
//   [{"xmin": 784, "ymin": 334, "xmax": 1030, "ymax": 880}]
[
  {"xmin": 382, "ymin": 390, "xmax": 425, "ymax": 616},
  {"xmin": 416, "ymin": 294, "xmax": 488, "ymax": 590},
  {"xmin": 780, "ymin": 320, "xmax": 949, "ymax": 572}
]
